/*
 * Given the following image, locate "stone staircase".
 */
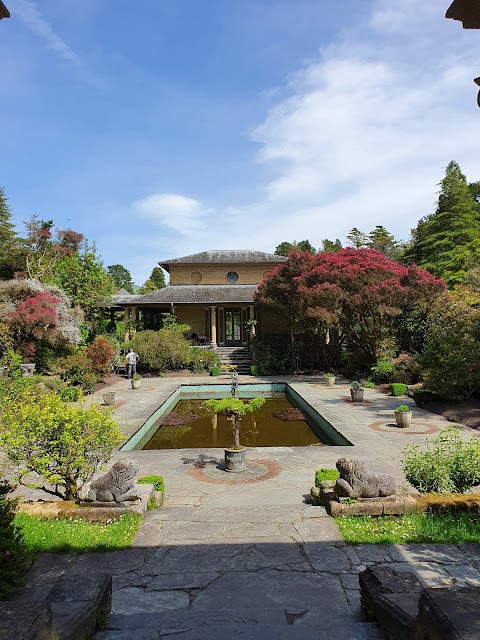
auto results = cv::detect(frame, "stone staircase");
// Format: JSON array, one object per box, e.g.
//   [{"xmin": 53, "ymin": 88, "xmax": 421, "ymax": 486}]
[
  {"xmin": 91, "ymin": 504, "xmax": 383, "ymax": 640},
  {"xmin": 215, "ymin": 346, "xmax": 252, "ymax": 375}
]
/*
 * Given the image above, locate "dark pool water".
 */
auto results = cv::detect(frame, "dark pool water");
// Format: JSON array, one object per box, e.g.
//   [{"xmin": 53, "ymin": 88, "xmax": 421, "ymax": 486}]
[{"xmin": 143, "ymin": 397, "xmax": 323, "ymax": 449}]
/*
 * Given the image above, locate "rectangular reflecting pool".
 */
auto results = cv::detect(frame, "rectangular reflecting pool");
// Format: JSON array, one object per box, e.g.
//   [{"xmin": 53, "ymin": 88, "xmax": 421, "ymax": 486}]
[{"xmin": 120, "ymin": 383, "xmax": 352, "ymax": 450}]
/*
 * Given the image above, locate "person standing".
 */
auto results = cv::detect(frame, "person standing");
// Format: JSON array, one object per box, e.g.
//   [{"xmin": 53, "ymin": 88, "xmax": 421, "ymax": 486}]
[{"xmin": 125, "ymin": 347, "xmax": 139, "ymax": 379}]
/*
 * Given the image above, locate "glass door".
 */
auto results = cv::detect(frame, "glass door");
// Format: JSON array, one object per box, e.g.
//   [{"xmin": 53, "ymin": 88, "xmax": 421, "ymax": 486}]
[{"xmin": 225, "ymin": 309, "xmax": 242, "ymax": 345}]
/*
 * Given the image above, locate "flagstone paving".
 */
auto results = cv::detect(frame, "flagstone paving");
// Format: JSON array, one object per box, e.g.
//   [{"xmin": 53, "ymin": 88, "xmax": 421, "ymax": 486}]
[{"xmin": 12, "ymin": 374, "xmax": 480, "ymax": 638}]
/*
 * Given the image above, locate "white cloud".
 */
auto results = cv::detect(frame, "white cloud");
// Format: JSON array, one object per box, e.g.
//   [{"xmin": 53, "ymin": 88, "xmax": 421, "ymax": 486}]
[
  {"xmin": 15, "ymin": 0, "xmax": 83, "ymax": 66},
  {"xmin": 132, "ymin": 193, "xmax": 210, "ymax": 236}
]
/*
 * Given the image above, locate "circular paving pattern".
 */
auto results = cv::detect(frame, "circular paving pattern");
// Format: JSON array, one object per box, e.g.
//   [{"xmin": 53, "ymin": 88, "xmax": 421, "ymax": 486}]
[
  {"xmin": 189, "ymin": 458, "xmax": 282, "ymax": 485},
  {"xmin": 368, "ymin": 420, "xmax": 440, "ymax": 435}
]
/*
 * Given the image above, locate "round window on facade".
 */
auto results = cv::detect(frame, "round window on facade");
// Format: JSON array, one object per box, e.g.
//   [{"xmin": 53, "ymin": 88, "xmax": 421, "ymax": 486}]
[
  {"xmin": 227, "ymin": 271, "xmax": 238, "ymax": 283},
  {"xmin": 190, "ymin": 271, "xmax": 202, "ymax": 284}
]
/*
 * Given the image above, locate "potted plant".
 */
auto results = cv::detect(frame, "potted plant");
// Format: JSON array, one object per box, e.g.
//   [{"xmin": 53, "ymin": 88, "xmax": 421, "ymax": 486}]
[
  {"xmin": 324, "ymin": 372, "xmax": 335, "ymax": 387},
  {"xmin": 203, "ymin": 396, "xmax": 265, "ymax": 472},
  {"xmin": 131, "ymin": 374, "xmax": 141, "ymax": 389},
  {"xmin": 350, "ymin": 380, "xmax": 365, "ymax": 402},
  {"xmin": 394, "ymin": 403, "xmax": 412, "ymax": 428}
]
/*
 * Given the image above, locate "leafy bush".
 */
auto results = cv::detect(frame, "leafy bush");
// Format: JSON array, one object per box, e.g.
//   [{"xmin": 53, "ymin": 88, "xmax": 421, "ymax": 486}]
[
  {"xmin": 86, "ymin": 335, "xmax": 115, "ymax": 375},
  {"xmin": 54, "ymin": 353, "xmax": 100, "ymax": 393},
  {"xmin": 363, "ymin": 380, "xmax": 376, "ymax": 389},
  {"xmin": 391, "ymin": 353, "xmax": 421, "ymax": 384},
  {"xmin": 254, "ymin": 336, "xmax": 292, "ymax": 375},
  {"xmin": 210, "ymin": 366, "xmax": 220, "ymax": 377},
  {"xmin": 422, "ymin": 302, "xmax": 480, "ymax": 401},
  {"xmin": 0, "ymin": 481, "xmax": 29, "ymax": 599},
  {"xmin": 250, "ymin": 365, "xmax": 258, "ymax": 376},
  {"xmin": 412, "ymin": 389, "xmax": 436, "ymax": 406},
  {"xmin": 391, "ymin": 383, "xmax": 408, "ymax": 396},
  {"xmin": 395, "ymin": 404, "xmax": 410, "ymax": 412},
  {"xmin": 403, "ymin": 427, "xmax": 480, "ymax": 493},
  {"xmin": 59, "ymin": 386, "xmax": 82, "ymax": 402},
  {"xmin": 0, "ymin": 389, "xmax": 123, "ymax": 500},
  {"xmin": 133, "ymin": 327, "xmax": 192, "ymax": 372},
  {"xmin": 189, "ymin": 347, "xmax": 218, "ymax": 373},
  {"xmin": 370, "ymin": 359, "xmax": 396, "ymax": 383}
]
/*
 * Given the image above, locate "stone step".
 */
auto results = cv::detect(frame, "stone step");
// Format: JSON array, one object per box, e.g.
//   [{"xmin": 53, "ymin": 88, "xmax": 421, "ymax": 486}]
[
  {"xmin": 9, "ymin": 554, "xmax": 112, "ymax": 640},
  {"xmin": 95, "ymin": 610, "xmax": 382, "ymax": 640}
]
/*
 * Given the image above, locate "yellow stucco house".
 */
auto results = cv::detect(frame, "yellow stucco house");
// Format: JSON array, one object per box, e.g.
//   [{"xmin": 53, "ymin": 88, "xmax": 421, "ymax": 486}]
[{"xmin": 112, "ymin": 250, "xmax": 287, "ymax": 348}]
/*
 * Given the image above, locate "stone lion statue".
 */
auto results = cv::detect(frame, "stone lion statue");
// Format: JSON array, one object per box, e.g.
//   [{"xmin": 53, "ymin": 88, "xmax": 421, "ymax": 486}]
[
  {"xmin": 78, "ymin": 459, "xmax": 140, "ymax": 503},
  {"xmin": 334, "ymin": 457, "xmax": 396, "ymax": 499}
]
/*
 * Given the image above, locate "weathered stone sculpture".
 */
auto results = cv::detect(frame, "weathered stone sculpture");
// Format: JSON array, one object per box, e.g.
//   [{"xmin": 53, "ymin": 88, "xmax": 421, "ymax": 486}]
[
  {"xmin": 79, "ymin": 459, "xmax": 140, "ymax": 503},
  {"xmin": 334, "ymin": 457, "xmax": 397, "ymax": 499}
]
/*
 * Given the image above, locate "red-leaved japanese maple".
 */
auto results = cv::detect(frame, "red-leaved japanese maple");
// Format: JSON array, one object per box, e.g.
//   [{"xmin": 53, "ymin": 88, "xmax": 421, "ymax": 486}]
[{"xmin": 256, "ymin": 249, "xmax": 446, "ymax": 368}]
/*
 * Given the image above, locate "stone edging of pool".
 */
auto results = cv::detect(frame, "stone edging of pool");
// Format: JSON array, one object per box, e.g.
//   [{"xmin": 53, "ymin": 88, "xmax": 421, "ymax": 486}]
[{"xmin": 120, "ymin": 382, "xmax": 353, "ymax": 451}]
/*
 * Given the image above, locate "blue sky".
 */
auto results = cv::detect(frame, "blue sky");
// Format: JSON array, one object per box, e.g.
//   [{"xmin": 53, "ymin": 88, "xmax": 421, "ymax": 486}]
[{"xmin": 1, "ymin": 0, "xmax": 479, "ymax": 285}]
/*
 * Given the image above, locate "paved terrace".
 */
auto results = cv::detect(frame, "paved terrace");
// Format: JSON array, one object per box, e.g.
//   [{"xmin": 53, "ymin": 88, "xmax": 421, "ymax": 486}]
[{"xmin": 16, "ymin": 375, "xmax": 480, "ymax": 639}]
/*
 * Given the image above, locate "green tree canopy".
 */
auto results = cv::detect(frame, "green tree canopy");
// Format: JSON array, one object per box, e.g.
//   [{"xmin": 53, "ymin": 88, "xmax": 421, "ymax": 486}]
[
  {"xmin": 367, "ymin": 225, "xmax": 400, "ymax": 259},
  {"xmin": 346, "ymin": 228, "xmax": 368, "ymax": 249},
  {"xmin": 0, "ymin": 187, "xmax": 21, "ymax": 279},
  {"xmin": 404, "ymin": 161, "xmax": 480, "ymax": 286},
  {"xmin": 138, "ymin": 279, "xmax": 157, "ymax": 294},
  {"xmin": 274, "ymin": 240, "xmax": 316, "ymax": 256},
  {"xmin": 150, "ymin": 267, "xmax": 166, "ymax": 289},
  {"xmin": 320, "ymin": 239, "xmax": 342, "ymax": 253},
  {"xmin": 107, "ymin": 264, "xmax": 134, "ymax": 293}
]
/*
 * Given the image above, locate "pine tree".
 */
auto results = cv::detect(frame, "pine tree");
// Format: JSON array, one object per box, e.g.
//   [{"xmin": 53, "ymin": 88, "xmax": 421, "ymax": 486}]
[
  {"xmin": 367, "ymin": 225, "xmax": 399, "ymax": 259},
  {"xmin": 346, "ymin": 228, "xmax": 368, "ymax": 249},
  {"xmin": 405, "ymin": 161, "xmax": 480, "ymax": 286},
  {"xmin": 0, "ymin": 187, "xmax": 20, "ymax": 279},
  {"xmin": 139, "ymin": 279, "xmax": 157, "ymax": 294},
  {"xmin": 150, "ymin": 267, "xmax": 166, "ymax": 289}
]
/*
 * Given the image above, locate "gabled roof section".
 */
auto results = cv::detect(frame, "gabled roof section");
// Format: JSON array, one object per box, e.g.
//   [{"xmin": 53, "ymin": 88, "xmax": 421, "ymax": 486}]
[
  {"xmin": 159, "ymin": 250, "xmax": 287, "ymax": 271},
  {"xmin": 112, "ymin": 284, "xmax": 257, "ymax": 305}
]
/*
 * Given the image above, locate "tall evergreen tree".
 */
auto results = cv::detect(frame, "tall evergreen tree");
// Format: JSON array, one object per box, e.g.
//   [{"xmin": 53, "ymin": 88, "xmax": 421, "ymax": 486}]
[
  {"xmin": 346, "ymin": 228, "xmax": 368, "ymax": 249},
  {"xmin": 150, "ymin": 266, "xmax": 166, "ymax": 288},
  {"xmin": 367, "ymin": 225, "xmax": 400, "ymax": 259},
  {"xmin": 0, "ymin": 187, "xmax": 20, "ymax": 279},
  {"xmin": 405, "ymin": 161, "xmax": 480, "ymax": 286},
  {"xmin": 107, "ymin": 264, "xmax": 134, "ymax": 293}
]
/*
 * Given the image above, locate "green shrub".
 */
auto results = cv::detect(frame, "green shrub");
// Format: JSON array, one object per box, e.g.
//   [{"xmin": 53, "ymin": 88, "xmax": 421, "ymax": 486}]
[
  {"xmin": 133, "ymin": 327, "xmax": 193, "ymax": 372},
  {"xmin": 391, "ymin": 383, "xmax": 408, "ymax": 396},
  {"xmin": 210, "ymin": 366, "xmax": 220, "ymax": 377},
  {"xmin": 422, "ymin": 302, "xmax": 480, "ymax": 401},
  {"xmin": 189, "ymin": 347, "xmax": 218, "ymax": 373},
  {"xmin": 250, "ymin": 365, "xmax": 258, "ymax": 376},
  {"xmin": 402, "ymin": 427, "xmax": 480, "ymax": 493},
  {"xmin": 315, "ymin": 468, "xmax": 340, "ymax": 487},
  {"xmin": 412, "ymin": 389, "xmax": 436, "ymax": 406},
  {"xmin": 395, "ymin": 404, "xmax": 410, "ymax": 412},
  {"xmin": 0, "ymin": 481, "xmax": 29, "ymax": 599},
  {"xmin": 59, "ymin": 386, "xmax": 81, "ymax": 402},
  {"xmin": 370, "ymin": 359, "xmax": 396, "ymax": 383},
  {"xmin": 0, "ymin": 389, "xmax": 123, "ymax": 500},
  {"xmin": 363, "ymin": 380, "xmax": 376, "ymax": 389}
]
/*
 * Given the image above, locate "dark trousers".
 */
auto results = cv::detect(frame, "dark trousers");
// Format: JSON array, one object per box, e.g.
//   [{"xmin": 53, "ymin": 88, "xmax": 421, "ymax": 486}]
[{"xmin": 127, "ymin": 363, "xmax": 137, "ymax": 378}]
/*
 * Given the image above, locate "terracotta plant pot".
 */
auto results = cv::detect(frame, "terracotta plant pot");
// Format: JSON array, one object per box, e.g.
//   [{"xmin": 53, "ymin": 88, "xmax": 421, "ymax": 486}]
[
  {"xmin": 394, "ymin": 410, "xmax": 412, "ymax": 428},
  {"xmin": 325, "ymin": 376, "xmax": 335, "ymax": 387},
  {"xmin": 350, "ymin": 388, "xmax": 364, "ymax": 402}
]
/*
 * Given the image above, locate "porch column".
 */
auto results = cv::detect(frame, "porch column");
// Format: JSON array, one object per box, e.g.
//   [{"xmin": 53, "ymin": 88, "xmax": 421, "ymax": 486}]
[
  {"xmin": 124, "ymin": 307, "xmax": 130, "ymax": 342},
  {"xmin": 249, "ymin": 304, "xmax": 256, "ymax": 337},
  {"xmin": 130, "ymin": 306, "xmax": 137, "ymax": 337},
  {"xmin": 210, "ymin": 306, "xmax": 217, "ymax": 347}
]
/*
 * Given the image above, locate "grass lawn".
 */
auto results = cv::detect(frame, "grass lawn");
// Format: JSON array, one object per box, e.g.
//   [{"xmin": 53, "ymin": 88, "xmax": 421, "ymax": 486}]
[
  {"xmin": 336, "ymin": 512, "xmax": 480, "ymax": 544},
  {"xmin": 15, "ymin": 512, "xmax": 142, "ymax": 554}
]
